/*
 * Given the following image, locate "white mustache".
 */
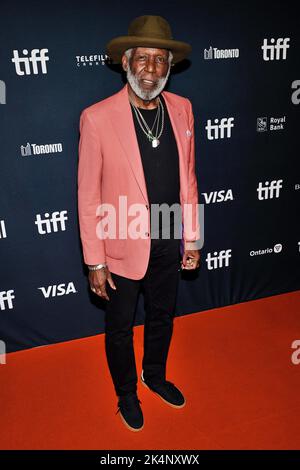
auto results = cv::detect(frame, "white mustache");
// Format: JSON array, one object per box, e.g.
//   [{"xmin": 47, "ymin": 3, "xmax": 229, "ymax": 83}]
[{"xmin": 126, "ymin": 65, "xmax": 171, "ymax": 101}]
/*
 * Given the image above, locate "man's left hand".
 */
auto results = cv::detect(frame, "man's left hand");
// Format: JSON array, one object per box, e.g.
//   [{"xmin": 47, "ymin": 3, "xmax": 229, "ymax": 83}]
[{"xmin": 181, "ymin": 249, "xmax": 201, "ymax": 270}]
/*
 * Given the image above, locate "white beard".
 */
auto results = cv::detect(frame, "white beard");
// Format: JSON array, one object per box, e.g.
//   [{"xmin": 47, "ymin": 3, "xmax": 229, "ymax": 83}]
[{"xmin": 126, "ymin": 63, "xmax": 171, "ymax": 101}]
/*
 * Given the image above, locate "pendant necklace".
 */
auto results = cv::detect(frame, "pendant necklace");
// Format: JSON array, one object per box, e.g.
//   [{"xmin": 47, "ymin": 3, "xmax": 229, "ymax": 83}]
[{"xmin": 130, "ymin": 96, "xmax": 165, "ymax": 148}]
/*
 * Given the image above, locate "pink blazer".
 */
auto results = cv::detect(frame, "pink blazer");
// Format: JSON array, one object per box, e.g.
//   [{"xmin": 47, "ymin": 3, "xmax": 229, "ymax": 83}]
[{"xmin": 77, "ymin": 83, "xmax": 200, "ymax": 280}]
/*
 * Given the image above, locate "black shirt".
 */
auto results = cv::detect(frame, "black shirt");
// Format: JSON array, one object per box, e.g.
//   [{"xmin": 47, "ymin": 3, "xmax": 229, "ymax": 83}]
[{"xmin": 130, "ymin": 94, "xmax": 180, "ymax": 238}]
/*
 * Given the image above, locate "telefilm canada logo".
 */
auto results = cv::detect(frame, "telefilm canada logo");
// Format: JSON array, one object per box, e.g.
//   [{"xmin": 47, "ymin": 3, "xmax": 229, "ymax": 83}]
[{"xmin": 75, "ymin": 53, "xmax": 112, "ymax": 67}]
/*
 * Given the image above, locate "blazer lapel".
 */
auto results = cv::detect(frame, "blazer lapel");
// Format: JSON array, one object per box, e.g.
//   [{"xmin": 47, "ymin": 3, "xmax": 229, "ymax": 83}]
[
  {"xmin": 162, "ymin": 90, "xmax": 189, "ymax": 204},
  {"xmin": 109, "ymin": 83, "xmax": 149, "ymax": 203}
]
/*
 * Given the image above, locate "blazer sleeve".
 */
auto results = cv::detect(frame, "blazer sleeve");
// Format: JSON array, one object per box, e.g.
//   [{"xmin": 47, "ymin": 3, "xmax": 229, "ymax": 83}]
[
  {"xmin": 77, "ymin": 109, "xmax": 106, "ymax": 265},
  {"xmin": 184, "ymin": 98, "xmax": 201, "ymax": 251}
]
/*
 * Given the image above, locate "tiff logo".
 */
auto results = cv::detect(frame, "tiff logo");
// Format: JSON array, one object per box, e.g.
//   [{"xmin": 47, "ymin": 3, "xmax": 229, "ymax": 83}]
[
  {"xmin": 0, "ymin": 290, "xmax": 15, "ymax": 310},
  {"xmin": 261, "ymin": 38, "xmax": 290, "ymax": 61},
  {"xmin": 12, "ymin": 48, "xmax": 49, "ymax": 75},
  {"xmin": 257, "ymin": 180, "xmax": 283, "ymax": 200},
  {"xmin": 206, "ymin": 249, "xmax": 232, "ymax": 270},
  {"xmin": 35, "ymin": 210, "xmax": 68, "ymax": 234},
  {"xmin": 0, "ymin": 340, "xmax": 6, "ymax": 365},
  {"xmin": 205, "ymin": 118, "xmax": 234, "ymax": 140},
  {"xmin": 0, "ymin": 80, "xmax": 6, "ymax": 104}
]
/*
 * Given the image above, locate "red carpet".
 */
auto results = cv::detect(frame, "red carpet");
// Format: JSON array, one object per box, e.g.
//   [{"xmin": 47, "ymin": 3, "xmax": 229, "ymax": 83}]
[{"xmin": 0, "ymin": 290, "xmax": 299, "ymax": 450}]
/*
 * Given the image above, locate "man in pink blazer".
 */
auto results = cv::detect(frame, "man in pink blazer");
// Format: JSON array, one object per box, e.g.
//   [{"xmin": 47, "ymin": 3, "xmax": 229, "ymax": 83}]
[{"xmin": 77, "ymin": 15, "xmax": 201, "ymax": 432}]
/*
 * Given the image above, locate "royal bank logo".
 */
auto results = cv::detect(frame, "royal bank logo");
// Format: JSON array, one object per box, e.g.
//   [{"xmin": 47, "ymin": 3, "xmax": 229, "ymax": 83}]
[
  {"xmin": 257, "ymin": 116, "xmax": 286, "ymax": 132},
  {"xmin": 21, "ymin": 142, "xmax": 63, "ymax": 156},
  {"xmin": 261, "ymin": 38, "xmax": 290, "ymax": 61},
  {"xmin": 75, "ymin": 53, "xmax": 111, "ymax": 67},
  {"xmin": 12, "ymin": 48, "xmax": 49, "ymax": 75},
  {"xmin": 204, "ymin": 46, "xmax": 239, "ymax": 60},
  {"xmin": 257, "ymin": 117, "xmax": 267, "ymax": 132},
  {"xmin": 0, "ymin": 80, "xmax": 6, "ymax": 104}
]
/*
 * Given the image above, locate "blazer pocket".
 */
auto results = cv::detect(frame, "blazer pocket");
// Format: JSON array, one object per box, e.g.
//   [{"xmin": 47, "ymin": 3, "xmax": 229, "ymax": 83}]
[{"xmin": 104, "ymin": 238, "xmax": 126, "ymax": 259}]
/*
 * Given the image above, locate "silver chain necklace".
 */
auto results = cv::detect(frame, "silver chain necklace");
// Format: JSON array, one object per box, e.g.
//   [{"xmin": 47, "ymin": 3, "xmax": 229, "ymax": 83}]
[{"xmin": 130, "ymin": 96, "xmax": 165, "ymax": 148}]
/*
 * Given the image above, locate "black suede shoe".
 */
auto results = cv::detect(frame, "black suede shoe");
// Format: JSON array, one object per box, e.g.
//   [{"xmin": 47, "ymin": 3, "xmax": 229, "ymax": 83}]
[
  {"xmin": 141, "ymin": 370, "xmax": 186, "ymax": 408},
  {"xmin": 116, "ymin": 392, "xmax": 144, "ymax": 432}
]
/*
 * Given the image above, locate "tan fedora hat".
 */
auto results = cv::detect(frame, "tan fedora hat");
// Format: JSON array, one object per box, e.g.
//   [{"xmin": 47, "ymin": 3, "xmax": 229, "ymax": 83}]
[{"xmin": 106, "ymin": 15, "xmax": 192, "ymax": 65}]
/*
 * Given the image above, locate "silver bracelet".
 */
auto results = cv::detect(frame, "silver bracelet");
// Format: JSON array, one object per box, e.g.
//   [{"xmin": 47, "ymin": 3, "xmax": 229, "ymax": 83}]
[{"xmin": 87, "ymin": 263, "xmax": 107, "ymax": 271}]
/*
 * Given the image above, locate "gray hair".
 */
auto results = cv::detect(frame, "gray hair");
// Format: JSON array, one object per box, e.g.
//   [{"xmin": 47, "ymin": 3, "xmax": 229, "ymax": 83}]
[{"xmin": 124, "ymin": 48, "xmax": 173, "ymax": 65}]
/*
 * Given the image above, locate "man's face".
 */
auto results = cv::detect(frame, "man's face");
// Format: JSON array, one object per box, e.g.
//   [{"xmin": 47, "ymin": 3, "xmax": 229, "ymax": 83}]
[{"xmin": 122, "ymin": 47, "xmax": 171, "ymax": 101}]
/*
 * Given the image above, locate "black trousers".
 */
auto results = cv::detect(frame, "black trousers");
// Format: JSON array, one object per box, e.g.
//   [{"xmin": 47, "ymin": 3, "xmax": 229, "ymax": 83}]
[{"xmin": 104, "ymin": 237, "xmax": 181, "ymax": 397}]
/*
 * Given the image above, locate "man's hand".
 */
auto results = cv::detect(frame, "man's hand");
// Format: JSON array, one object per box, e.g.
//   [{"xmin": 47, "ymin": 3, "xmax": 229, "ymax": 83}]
[
  {"xmin": 88, "ymin": 267, "xmax": 116, "ymax": 300},
  {"xmin": 181, "ymin": 249, "xmax": 201, "ymax": 270}
]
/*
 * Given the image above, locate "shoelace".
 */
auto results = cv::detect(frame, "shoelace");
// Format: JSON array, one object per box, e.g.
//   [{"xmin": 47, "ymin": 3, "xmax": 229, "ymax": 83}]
[{"xmin": 116, "ymin": 394, "xmax": 142, "ymax": 415}]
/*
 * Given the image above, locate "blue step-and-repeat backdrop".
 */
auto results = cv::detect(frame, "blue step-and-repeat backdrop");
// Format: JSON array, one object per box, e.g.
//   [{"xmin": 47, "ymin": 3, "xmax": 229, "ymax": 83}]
[{"xmin": 0, "ymin": 0, "xmax": 299, "ymax": 353}]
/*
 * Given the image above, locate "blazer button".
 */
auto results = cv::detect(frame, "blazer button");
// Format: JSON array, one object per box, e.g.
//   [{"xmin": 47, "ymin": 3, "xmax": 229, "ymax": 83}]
[
  {"xmin": 145, "ymin": 232, "xmax": 149, "ymax": 237},
  {"xmin": 146, "ymin": 204, "xmax": 149, "ymax": 210}
]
